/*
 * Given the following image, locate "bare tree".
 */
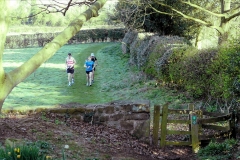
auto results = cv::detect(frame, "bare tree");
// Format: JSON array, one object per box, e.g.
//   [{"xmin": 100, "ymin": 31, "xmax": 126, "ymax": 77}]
[{"xmin": 30, "ymin": 0, "xmax": 97, "ymax": 16}]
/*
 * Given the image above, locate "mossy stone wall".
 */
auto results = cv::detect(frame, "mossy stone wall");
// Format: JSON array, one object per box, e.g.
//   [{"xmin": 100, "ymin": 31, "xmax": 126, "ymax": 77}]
[{"xmin": 35, "ymin": 100, "xmax": 150, "ymax": 141}]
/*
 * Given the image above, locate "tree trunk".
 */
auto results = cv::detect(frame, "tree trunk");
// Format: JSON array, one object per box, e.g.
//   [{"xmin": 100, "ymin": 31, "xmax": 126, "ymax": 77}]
[
  {"xmin": 218, "ymin": 0, "xmax": 231, "ymax": 45},
  {"xmin": 0, "ymin": 0, "xmax": 107, "ymax": 111},
  {"xmin": 0, "ymin": 0, "xmax": 11, "ymax": 112}
]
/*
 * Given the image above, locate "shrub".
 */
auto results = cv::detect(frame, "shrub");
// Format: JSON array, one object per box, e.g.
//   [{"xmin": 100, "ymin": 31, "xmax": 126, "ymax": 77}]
[
  {"xmin": 162, "ymin": 38, "xmax": 240, "ymax": 100},
  {"xmin": 197, "ymin": 139, "xmax": 238, "ymax": 160},
  {"xmin": 166, "ymin": 46, "xmax": 217, "ymax": 98},
  {"xmin": 207, "ymin": 39, "xmax": 240, "ymax": 99}
]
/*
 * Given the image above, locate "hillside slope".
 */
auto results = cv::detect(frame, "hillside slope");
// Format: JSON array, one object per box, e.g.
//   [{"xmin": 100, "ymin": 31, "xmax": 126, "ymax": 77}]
[{"xmin": 3, "ymin": 42, "xmax": 187, "ymax": 112}]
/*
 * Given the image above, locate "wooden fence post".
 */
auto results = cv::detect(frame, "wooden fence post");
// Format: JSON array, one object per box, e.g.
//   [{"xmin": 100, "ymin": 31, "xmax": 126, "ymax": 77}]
[
  {"xmin": 188, "ymin": 103, "xmax": 194, "ymax": 141},
  {"xmin": 197, "ymin": 109, "xmax": 203, "ymax": 138},
  {"xmin": 160, "ymin": 103, "xmax": 168, "ymax": 147},
  {"xmin": 230, "ymin": 111, "xmax": 236, "ymax": 139},
  {"xmin": 153, "ymin": 105, "xmax": 161, "ymax": 146},
  {"xmin": 191, "ymin": 112, "xmax": 200, "ymax": 153}
]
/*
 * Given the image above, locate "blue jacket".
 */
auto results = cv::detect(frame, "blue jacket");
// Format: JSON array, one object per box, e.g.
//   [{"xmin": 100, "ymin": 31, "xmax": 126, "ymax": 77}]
[{"xmin": 85, "ymin": 61, "xmax": 94, "ymax": 71}]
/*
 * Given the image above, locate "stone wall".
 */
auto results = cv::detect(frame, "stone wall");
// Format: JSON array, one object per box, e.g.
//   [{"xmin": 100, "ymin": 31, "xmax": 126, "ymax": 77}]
[
  {"xmin": 38, "ymin": 100, "xmax": 150, "ymax": 140},
  {"xmin": 122, "ymin": 31, "xmax": 188, "ymax": 70}
]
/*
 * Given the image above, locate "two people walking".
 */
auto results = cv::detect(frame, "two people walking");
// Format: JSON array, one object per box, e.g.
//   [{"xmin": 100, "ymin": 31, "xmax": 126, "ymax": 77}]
[
  {"xmin": 65, "ymin": 52, "xmax": 97, "ymax": 87},
  {"xmin": 84, "ymin": 53, "xmax": 97, "ymax": 86}
]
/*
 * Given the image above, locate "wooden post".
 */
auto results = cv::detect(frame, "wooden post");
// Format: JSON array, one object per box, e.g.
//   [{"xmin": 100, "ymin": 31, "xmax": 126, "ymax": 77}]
[
  {"xmin": 191, "ymin": 112, "xmax": 200, "ymax": 153},
  {"xmin": 160, "ymin": 103, "xmax": 168, "ymax": 147},
  {"xmin": 188, "ymin": 103, "xmax": 194, "ymax": 141},
  {"xmin": 153, "ymin": 105, "xmax": 161, "ymax": 146},
  {"xmin": 230, "ymin": 111, "xmax": 236, "ymax": 139},
  {"xmin": 197, "ymin": 109, "xmax": 203, "ymax": 137}
]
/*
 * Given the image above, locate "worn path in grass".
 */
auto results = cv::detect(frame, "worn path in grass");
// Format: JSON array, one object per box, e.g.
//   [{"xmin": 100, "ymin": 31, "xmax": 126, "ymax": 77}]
[{"xmin": 2, "ymin": 42, "xmax": 116, "ymax": 111}]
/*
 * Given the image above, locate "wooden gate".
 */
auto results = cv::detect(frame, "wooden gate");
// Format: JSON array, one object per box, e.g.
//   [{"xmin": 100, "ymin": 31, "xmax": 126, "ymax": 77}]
[{"xmin": 152, "ymin": 103, "xmax": 236, "ymax": 153}]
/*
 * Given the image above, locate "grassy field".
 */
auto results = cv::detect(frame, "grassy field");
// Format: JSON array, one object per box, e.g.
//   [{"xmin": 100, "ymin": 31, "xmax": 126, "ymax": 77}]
[
  {"xmin": 3, "ymin": 43, "xmax": 113, "ymax": 111},
  {"xmin": 3, "ymin": 42, "xmax": 190, "ymax": 112},
  {"xmin": 1, "ymin": 42, "xmax": 195, "ymax": 159}
]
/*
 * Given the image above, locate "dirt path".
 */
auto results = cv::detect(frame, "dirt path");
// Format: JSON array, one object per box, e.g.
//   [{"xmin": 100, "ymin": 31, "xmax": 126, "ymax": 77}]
[{"xmin": 0, "ymin": 112, "xmax": 197, "ymax": 160}]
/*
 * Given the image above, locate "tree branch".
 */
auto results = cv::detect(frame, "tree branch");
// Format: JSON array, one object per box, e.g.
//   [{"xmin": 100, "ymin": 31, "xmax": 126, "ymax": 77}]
[
  {"xmin": 11, "ymin": 0, "xmax": 97, "ymax": 20},
  {"xmin": 8, "ymin": 0, "xmax": 107, "ymax": 87},
  {"xmin": 148, "ymin": 3, "xmax": 175, "ymax": 16},
  {"xmin": 225, "ymin": 8, "xmax": 240, "ymax": 22},
  {"xmin": 37, "ymin": 0, "xmax": 96, "ymax": 16},
  {"xmin": 63, "ymin": 0, "xmax": 73, "ymax": 16},
  {"xmin": 153, "ymin": 1, "xmax": 211, "ymax": 26},
  {"xmin": 181, "ymin": 0, "xmax": 225, "ymax": 18},
  {"xmin": 152, "ymin": 0, "xmax": 225, "ymax": 34}
]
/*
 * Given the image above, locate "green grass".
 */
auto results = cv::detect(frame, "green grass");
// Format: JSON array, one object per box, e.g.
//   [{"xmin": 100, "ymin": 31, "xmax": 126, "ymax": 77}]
[
  {"xmin": 1, "ymin": 42, "xmax": 194, "ymax": 159},
  {"xmin": 3, "ymin": 43, "xmax": 114, "ymax": 111},
  {"xmin": 3, "ymin": 42, "xmax": 191, "ymax": 112}
]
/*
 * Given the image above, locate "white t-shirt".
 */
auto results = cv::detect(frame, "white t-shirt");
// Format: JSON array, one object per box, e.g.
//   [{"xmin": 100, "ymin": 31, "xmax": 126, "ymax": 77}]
[{"xmin": 66, "ymin": 57, "xmax": 76, "ymax": 68}]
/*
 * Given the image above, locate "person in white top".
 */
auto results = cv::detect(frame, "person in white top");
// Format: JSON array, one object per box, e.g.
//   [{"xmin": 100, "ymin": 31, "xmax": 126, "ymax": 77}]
[
  {"xmin": 65, "ymin": 53, "xmax": 76, "ymax": 86},
  {"xmin": 90, "ymin": 53, "xmax": 97, "ymax": 83}
]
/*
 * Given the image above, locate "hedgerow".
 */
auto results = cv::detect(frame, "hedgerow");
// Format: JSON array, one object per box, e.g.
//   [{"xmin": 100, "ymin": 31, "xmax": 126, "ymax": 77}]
[{"xmin": 158, "ymin": 38, "xmax": 240, "ymax": 100}]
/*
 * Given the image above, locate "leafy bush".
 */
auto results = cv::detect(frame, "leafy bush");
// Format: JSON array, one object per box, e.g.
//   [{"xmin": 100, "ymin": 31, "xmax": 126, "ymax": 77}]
[
  {"xmin": 167, "ymin": 46, "xmax": 198, "ymax": 86},
  {"xmin": 197, "ymin": 139, "xmax": 238, "ymax": 160},
  {"xmin": 161, "ymin": 38, "xmax": 240, "ymax": 100},
  {"xmin": 207, "ymin": 39, "xmax": 240, "ymax": 99},
  {"xmin": 163, "ymin": 46, "xmax": 217, "ymax": 98}
]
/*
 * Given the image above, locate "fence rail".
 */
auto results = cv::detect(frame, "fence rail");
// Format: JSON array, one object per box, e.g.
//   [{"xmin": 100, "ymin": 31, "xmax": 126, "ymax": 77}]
[{"xmin": 152, "ymin": 103, "xmax": 236, "ymax": 153}]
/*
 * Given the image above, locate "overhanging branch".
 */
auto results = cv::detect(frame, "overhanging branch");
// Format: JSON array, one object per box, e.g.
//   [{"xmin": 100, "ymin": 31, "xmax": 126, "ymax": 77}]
[
  {"xmin": 181, "ymin": 0, "xmax": 225, "ymax": 18},
  {"xmin": 153, "ymin": 1, "xmax": 211, "ymax": 26},
  {"xmin": 149, "ymin": 4, "xmax": 175, "ymax": 16},
  {"xmin": 8, "ymin": 0, "xmax": 107, "ymax": 86},
  {"xmin": 37, "ymin": 0, "xmax": 96, "ymax": 16},
  {"xmin": 225, "ymin": 9, "xmax": 240, "ymax": 22}
]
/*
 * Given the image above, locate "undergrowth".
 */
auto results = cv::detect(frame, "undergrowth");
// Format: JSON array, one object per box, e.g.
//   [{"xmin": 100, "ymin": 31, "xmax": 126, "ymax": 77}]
[
  {"xmin": 164, "ymin": 38, "xmax": 240, "ymax": 101},
  {"xmin": 197, "ymin": 139, "xmax": 238, "ymax": 160}
]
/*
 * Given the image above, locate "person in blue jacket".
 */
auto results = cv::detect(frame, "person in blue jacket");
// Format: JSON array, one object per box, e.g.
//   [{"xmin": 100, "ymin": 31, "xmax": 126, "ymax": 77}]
[{"xmin": 84, "ymin": 56, "xmax": 94, "ymax": 86}]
